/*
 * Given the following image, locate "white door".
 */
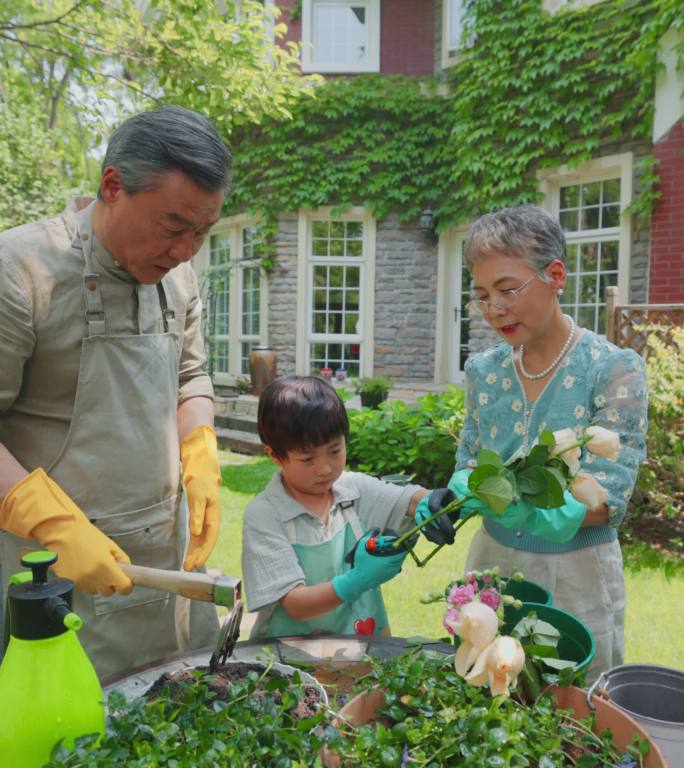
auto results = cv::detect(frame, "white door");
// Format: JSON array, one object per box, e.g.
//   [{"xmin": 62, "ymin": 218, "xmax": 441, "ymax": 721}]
[{"xmin": 447, "ymin": 230, "xmax": 472, "ymax": 384}]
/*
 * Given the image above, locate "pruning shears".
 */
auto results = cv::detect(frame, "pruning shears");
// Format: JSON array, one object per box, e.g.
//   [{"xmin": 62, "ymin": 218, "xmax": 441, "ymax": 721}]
[{"xmin": 344, "ymin": 527, "xmax": 402, "ymax": 567}]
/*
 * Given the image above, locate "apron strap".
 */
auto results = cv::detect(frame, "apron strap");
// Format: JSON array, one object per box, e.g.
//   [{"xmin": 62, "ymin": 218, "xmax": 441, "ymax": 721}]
[
  {"xmin": 157, "ymin": 281, "xmax": 177, "ymax": 334},
  {"xmin": 341, "ymin": 502, "xmax": 364, "ymax": 539},
  {"xmin": 83, "ymin": 273, "xmax": 106, "ymax": 337},
  {"xmin": 281, "ymin": 501, "xmax": 363, "ymax": 543}
]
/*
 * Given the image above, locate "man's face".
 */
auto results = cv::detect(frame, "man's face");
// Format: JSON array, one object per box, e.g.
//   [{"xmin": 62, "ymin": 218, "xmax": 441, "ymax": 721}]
[{"xmin": 98, "ymin": 167, "xmax": 224, "ymax": 284}]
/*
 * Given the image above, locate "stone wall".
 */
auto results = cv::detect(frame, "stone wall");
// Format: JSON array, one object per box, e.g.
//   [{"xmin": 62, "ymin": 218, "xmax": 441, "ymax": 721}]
[
  {"xmin": 266, "ymin": 214, "xmax": 299, "ymax": 377},
  {"xmin": 373, "ymin": 214, "xmax": 439, "ymax": 379}
]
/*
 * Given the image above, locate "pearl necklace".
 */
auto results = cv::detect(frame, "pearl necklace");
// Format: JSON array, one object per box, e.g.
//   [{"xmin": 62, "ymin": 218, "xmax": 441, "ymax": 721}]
[{"xmin": 517, "ymin": 315, "xmax": 576, "ymax": 381}]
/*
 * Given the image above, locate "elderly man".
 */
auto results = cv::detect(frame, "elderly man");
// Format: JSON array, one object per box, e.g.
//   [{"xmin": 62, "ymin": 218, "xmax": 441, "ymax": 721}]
[{"xmin": 0, "ymin": 106, "xmax": 230, "ymax": 678}]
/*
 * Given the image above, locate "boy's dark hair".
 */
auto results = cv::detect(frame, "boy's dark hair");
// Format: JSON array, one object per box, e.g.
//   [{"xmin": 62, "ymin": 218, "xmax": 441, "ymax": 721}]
[{"xmin": 257, "ymin": 376, "xmax": 349, "ymax": 459}]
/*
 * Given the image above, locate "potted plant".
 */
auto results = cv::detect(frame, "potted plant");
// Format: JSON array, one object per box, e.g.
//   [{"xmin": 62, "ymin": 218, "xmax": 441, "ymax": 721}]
[{"xmin": 355, "ymin": 375, "xmax": 394, "ymax": 409}]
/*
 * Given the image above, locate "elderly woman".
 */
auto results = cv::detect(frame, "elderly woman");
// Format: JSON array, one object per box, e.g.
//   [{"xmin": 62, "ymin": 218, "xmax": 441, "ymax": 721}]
[{"xmin": 420, "ymin": 205, "xmax": 648, "ymax": 680}]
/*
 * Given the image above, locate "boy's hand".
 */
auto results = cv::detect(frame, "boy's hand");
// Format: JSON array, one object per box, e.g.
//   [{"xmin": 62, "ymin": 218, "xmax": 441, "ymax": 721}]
[{"xmin": 332, "ymin": 530, "xmax": 408, "ymax": 603}]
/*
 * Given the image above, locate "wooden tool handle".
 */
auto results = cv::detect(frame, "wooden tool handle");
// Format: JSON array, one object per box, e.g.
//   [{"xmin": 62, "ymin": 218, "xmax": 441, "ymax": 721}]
[{"xmin": 120, "ymin": 563, "xmax": 217, "ymax": 603}]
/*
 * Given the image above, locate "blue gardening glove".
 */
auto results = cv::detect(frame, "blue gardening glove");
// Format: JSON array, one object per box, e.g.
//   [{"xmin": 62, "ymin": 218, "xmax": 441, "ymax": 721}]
[
  {"xmin": 332, "ymin": 531, "xmax": 408, "ymax": 603},
  {"xmin": 482, "ymin": 491, "xmax": 587, "ymax": 544}
]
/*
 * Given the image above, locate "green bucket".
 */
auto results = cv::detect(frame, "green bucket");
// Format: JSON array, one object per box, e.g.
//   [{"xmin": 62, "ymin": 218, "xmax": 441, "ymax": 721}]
[
  {"xmin": 503, "ymin": 602, "xmax": 596, "ymax": 674},
  {"xmin": 502, "ymin": 578, "xmax": 553, "ymax": 606}
]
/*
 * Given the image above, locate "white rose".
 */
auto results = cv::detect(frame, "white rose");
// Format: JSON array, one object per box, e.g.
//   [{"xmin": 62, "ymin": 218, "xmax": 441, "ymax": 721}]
[
  {"xmin": 551, "ymin": 428, "xmax": 581, "ymax": 473},
  {"xmin": 465, "ymin": 635, "xmax": 526, "ymax": 698},
  {"xmin": 447, "ymin": 602, "xmax": 499, "ymax": 677},
  {"xmin": 584, "ymin": 426, "xmax": 621, "ymax": 461},
  {"xmin": 570, "ymin": 471, "xmax": 608, "ymax": 510}
]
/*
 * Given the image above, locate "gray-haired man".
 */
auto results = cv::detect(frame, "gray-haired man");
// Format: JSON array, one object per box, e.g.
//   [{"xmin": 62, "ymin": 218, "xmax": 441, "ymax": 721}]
[{"xmin": 0, "ymin": 106, "xmax": 230, "ymax": 678}]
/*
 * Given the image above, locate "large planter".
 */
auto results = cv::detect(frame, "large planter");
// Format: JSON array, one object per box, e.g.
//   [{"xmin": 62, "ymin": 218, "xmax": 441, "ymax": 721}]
[
  {"xmin": 249, "ymin": 345, "xmax": 277, "ymax": 396},
  {"xmin": 359, "ymin": 391, "xmax": 387, "ymax": 409},
  {"xmin": 328, "ymin": 685, "xmax": 667, "ymax": 768}
]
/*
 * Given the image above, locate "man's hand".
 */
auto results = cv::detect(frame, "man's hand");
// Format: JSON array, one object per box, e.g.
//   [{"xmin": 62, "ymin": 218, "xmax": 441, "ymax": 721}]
[
  {"xmin": 0, "ymin": 469, "xmax": 132, "ymax": 595},
  {"xmin": 180, "ymin": 424, "xmax": 221, "ymax": 571}
]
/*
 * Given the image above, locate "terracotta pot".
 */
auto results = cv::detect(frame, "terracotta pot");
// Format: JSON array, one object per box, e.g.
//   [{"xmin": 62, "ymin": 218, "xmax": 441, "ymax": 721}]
[{"xmin": 323, "ymin": 685, "xmax": 667, "ymax": 768}]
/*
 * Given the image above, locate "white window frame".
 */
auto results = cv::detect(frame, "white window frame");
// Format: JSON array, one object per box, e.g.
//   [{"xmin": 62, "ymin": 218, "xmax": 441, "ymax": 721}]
[
  {"xmin": 543, "ymin": 0, "xmax": 606, "ymax": 13},
  {"xmin": 194, "ymin": 214, "xmax": 269, "ymax": 385},
  {"xmin": 301, "ymin": 0, "xmax": 380, "ymax": 74},
  {"xmin": 538, "ymin": 152, "xmax": 633, "ymax": 321},
  {"xmin": 441, "ymin": 0, "xmax": 466, "ymax": 70},
  {"xmin": 296, "ymin": 207, "xmax": 376, "ymax": 377}
]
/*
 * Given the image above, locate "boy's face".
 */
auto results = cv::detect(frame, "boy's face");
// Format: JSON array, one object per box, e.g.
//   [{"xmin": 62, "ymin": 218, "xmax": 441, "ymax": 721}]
[{"xmin": 269, "ymin": 437, "xmax": 346, "ymax": 498}]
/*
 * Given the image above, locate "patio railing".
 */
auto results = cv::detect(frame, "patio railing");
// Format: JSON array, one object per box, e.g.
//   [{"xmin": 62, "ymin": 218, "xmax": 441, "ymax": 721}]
[{"xmin": 605, "ymin": 286, "xmax": 684, "ymax": 356}]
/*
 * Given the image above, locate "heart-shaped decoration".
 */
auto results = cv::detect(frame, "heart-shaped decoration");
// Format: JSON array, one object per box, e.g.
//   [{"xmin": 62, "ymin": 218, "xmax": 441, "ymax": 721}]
[{"xmin": 353, "ymin": 616, "xmax": 376, "ymax": 636}]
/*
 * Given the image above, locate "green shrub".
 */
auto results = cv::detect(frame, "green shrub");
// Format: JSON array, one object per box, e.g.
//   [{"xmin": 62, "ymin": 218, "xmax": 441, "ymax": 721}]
[
  {"xmin": 346, "ymin": 387, "xmax": 465, "ymax": 488},
  {"xmin": 636, "ymin": 324, "xmax": 684, "ymax": 519}
]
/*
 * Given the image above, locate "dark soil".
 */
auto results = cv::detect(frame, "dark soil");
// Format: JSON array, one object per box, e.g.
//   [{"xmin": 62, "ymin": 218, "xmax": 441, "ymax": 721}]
[
  {"xmin": 145, "ymin": 662, "xmax": 324, "ymax": 720},
  {"xmin": 623, "ymin": 491, "xmax": 684, "ymax": 558}
]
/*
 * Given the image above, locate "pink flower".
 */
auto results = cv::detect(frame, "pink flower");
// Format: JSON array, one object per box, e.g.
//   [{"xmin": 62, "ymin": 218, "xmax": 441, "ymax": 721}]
[
  {"xmin": 479, "ymin": 588, "xmax": 502, "ymax": 611},
  {"xmin": 448, "ymin": 583, "xmax": 476, "ymax": 606},
  {"xmin": 443, "ymin": 608, "xmax": 460, "ymax": 634}
]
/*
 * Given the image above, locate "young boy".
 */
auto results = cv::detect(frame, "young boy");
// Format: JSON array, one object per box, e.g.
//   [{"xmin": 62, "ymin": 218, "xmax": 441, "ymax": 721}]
[{"xmin": 241, "ymin": 376, "xmax": 428, "ymax": 638}]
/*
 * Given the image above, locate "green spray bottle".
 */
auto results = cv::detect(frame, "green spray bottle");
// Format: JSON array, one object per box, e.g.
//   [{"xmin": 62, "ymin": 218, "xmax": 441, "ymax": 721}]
[{"xmin": 0, "ymin": 551, "xmax": 105, "ymax": 767}]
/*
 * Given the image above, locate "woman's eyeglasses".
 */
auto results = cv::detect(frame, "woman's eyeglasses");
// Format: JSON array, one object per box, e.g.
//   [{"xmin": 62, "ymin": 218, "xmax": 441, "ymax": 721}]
[{"xmin": 466, "ymin": 275, "xmax": 537, "ymax": 316}]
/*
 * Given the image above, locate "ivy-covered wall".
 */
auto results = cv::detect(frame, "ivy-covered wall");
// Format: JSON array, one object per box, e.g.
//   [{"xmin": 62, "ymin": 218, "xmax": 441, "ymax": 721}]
[{"xmin": 227, "ymin": 0, "xmax": 680, "ymax": 231}]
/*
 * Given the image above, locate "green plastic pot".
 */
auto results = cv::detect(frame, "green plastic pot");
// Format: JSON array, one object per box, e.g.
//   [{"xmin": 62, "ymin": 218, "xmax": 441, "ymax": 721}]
[
  {"xmin": 503, "ymin": 602, "xmax": 596, "ymax": 674},
  {"xmin": 501, "ymin": 578, "xmax": 553, "ymax": 607}
]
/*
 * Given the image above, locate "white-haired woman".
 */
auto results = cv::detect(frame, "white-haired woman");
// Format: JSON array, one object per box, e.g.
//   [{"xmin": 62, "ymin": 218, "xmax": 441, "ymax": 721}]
[{"xmin": 419, "ymin": 205, "xmax": 647, "ymax": 680}]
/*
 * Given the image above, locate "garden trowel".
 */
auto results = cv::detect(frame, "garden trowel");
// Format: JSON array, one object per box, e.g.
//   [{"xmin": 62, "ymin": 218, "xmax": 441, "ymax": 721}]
[{"xmin": 119, "ymin": 563, "xmax": 243, "ymax": 671}]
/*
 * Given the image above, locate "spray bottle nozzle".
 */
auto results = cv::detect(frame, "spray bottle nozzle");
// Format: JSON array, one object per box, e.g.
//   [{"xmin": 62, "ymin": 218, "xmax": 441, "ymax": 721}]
[
  {"xmin": 44, "ymin": 597, "xmax": 83, "ymax": 632},
  {"xmin": 20, "ymin": 550, "xmax": 58, "ymax": 585}
]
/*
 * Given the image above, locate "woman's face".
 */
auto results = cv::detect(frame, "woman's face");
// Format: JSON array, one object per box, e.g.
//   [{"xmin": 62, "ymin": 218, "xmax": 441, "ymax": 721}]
[{"xmin": 469, "ymin": 252, "xmax": 566, "ymax": 347}]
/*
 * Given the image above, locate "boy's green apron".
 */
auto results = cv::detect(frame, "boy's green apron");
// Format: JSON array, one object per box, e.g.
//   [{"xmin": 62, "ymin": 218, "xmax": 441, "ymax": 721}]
[{"xmin": 264, "ymin": 506, "xmax": 388, "ymax": 637}]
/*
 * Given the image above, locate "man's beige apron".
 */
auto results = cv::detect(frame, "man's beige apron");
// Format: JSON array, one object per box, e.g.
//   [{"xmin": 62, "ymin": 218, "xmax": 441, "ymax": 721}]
[{"xmin": 0, "ymin": 205, "xmax": 218, "ymax": 679}]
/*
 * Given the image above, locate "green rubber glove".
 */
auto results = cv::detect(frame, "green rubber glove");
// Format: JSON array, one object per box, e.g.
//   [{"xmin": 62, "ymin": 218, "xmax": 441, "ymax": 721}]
[
  {"xmin": 447, "ymin": 469, "xmax": 491, "ymax": 513},
  {"xmin": 332, "ymin": 531, "xmax": 408, "ymax": 603},
  {"xmin": 482, "ymin": 491, "xmax": 587, "ymax": 543}
]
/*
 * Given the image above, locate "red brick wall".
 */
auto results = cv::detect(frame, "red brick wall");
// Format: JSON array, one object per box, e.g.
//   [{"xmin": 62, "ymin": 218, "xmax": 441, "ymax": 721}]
[
  {"xmin": 381, "ymin": 0, "xmax": 435, "ymax": 75},
  {"xmin": 275, "ymin": 0, "xmax": 436, "ymax": 76},
  {"xmin": 649, "ymin": 120, "xmax": 684, "ymax": 303},
  {"xmin": 275, "ymin": 0, "xmax": 301, "ymax": 53}
]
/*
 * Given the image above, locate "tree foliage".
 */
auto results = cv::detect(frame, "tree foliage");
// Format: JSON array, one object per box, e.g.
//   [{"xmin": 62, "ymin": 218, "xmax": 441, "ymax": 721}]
[{"xmin": 0, "ymin": 0, "xmax": 318, "ymax": 228}]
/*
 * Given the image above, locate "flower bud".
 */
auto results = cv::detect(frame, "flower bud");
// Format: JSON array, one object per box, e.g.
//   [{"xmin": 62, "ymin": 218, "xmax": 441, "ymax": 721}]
[
  {"xmin": 513, "ymin": 599, "xmax": 522, "ymax": 609},
  {"xmin": 511, "ymin": 571, "xmax": 524, "ymax": 582},
  {"xmin": 584, "ymin": 426, "xmax": 621, "ymax": 461},
  {"xmin": 570, "ymin": 471, "xmax": 608, "ymax": 510},
  {"xmin": 501, "ymin": 595, "xmax": 515, "ymax": 605}
]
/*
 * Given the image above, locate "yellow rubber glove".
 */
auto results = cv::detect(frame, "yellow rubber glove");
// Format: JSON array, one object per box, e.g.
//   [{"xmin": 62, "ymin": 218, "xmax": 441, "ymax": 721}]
[
  {"xmin": 0, "ymin": 468, "xmax": 133, "ymax": 596},
  {"xmin": 180, "ymin": 424, "xmax": 221, "ymax": 571}
]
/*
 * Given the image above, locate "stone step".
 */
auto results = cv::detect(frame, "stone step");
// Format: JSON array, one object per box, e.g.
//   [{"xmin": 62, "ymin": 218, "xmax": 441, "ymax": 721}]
[
  {"xmin": 215, "ymin": 413, "xmax": 258, "ymax": 434},
  {"xmin": 216, "ymin": 427, "xmax": 264, "ymax": 455},
  {"xmin": 214, "ymin": 394, "xmax": 259, "ymax": 419}
]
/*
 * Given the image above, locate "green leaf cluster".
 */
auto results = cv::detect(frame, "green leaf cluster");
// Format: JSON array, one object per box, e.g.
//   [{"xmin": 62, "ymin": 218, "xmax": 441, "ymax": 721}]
[
  {"xmin": 45, "ymin": 666, "xmax": 330, "ymax": 767},
  {"xmin": 330, "ymin": 649, "xmax": 650, "ymax": 767},
  {"xmin": 468, "ymin": 431, "xmax": 570, "ymax": 515},
  {"xmin": 228, "ymin": 0, "xmax": 681, "ymax": 231},
  {"xmin": 345, "ymin": 387, "xmax": 465, "ymax": 487}
]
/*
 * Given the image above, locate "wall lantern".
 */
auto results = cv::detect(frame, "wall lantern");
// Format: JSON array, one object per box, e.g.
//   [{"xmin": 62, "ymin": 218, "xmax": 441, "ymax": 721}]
[{"xmin": 419, "ymin": 208, "xmax": 438, "ymax": 244}]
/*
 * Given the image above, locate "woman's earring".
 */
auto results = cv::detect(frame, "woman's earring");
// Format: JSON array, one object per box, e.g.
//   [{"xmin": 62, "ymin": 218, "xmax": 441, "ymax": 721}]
[{"xmin": 557, "ymin": 289, "xmax": 564, "ymax": 297}]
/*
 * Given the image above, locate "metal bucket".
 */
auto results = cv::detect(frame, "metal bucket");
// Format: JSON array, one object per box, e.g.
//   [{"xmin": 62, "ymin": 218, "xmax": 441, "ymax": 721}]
[{"xmin": 588, "ymin": 663, "xmax": 684, "ymax": 766}]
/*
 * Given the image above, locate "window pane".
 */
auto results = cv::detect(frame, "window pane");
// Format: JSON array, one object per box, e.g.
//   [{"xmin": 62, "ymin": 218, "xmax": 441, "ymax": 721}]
[
  {"xmin": 313, "ymin": 4, "xmax": 369, "ymax": 67},
  {"xmin": 346, "ymin": 221, "xmax": 363, "ymax": 239},
  {"xmin": 330, "ymin": 238, "xmax": 345, "ymax": 257},
  {"xmin": 448, "ymin": 0, "xmax": 464, "ymax": 51},
  {"xmin": 601, "ymin": 204, "xmax": 620, "ymax": 228},
  {"xmin": 241, "ymin": 341, "xmax": 256, "ymax": 375},
  {"xmin": 313, "ymin": 289, "xmax": 328, "ymax": 311},
  {"xmin": 312, "ymin": 221, "xmax": 329, "ymax": 238},
  {"xmin": 347, "ymin": 239, "xmax": 362, "ymax": 257},
  {"xmin": 329, "ymin": 265, "xmax": 344, "ymax": 287},
  {"xmin": 308, "ymin": 341, "xmax": 360, "ymax": 377},
  {"xmin": 556, "ymin": 176, "xmax": 621, "ymax": 334},
  {"xmin": 213, "ymin": 341, "xmax": 229, "ymax": 374},
  {"xmin": 560, "ymin": 208, "xmax": 579, "ymax": 232},
  {"xmin": 241, "ymin": 266, "xmax": 260, "ymax": 335}
]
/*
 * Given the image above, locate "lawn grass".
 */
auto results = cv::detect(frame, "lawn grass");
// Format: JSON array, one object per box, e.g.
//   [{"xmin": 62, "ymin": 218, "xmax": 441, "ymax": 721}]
[{"xmin": 210, "ymin": 450, "xmax": 684, "ymax": 670}]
